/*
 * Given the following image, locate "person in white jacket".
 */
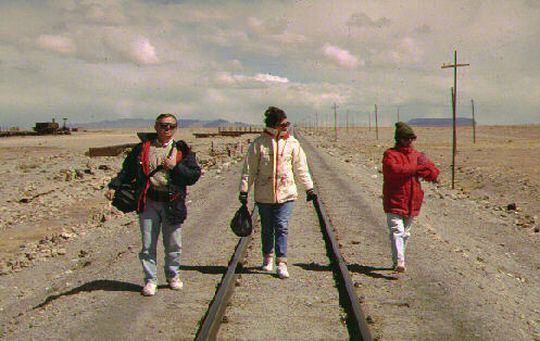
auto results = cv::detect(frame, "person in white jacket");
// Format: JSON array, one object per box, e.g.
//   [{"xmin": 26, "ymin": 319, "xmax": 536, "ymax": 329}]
[{"xmin": 239, "ymin": 106, "xmax": 316, "ymax": 279}]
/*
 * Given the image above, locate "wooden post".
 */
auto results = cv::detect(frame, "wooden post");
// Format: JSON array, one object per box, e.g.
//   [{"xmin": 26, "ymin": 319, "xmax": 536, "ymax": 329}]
[
  {"xmin": 368, "ymin": 111, "xmax": 371, "ymax": 131},
  {"xmin": 374, "ymin": 104, "xmax": 379, "ymax": 140},
  {"xmin": 471, "ymin": 99, "xmax": 476, "ymax": 144},
  {"xmin": 442, "ymin": 50, "xmax": 470, "ymax": 190},
  {"xmin": 397, "ymin": 106, "xmax": 400, "ymax": 122},
  {"xmin": 333, "ymin": 103, "xmax": 338, "ymax": 141},
  {"xmin": 346, "ymin": 110, "xmax": 349, "ymax": 133},
  {"xmin": 451, "ymin": 87, "xmax": 456, "ymax": 189}
]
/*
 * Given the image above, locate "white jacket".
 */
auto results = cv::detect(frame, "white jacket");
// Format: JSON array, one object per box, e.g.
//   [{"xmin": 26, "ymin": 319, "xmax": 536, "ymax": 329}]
[{"xmin": 239, "ymin": 128, "xmax": 313, "ymax": 204}]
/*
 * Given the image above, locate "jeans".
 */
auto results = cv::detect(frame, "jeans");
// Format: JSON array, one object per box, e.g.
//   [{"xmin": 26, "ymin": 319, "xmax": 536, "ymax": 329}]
[
  {"xmin": 386, "ymin": 213, "xmax": 414, "ymax": 266},
  {"xmin": 139, "ymin": 199, "xmax": 182, "ymax": 284},
  {"xmin": 257, "ymin": 201, "xmax": 295, "ymax": 264}
]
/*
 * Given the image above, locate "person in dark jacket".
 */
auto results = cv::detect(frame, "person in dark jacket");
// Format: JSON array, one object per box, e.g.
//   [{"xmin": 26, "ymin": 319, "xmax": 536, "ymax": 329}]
[
  {"xmin": 106, "ymin": 113, "xmax": 201, "ymax": 296},
  {"xmin": 382, "ymin": 122, "xmax": 439, "ymax": 273}
]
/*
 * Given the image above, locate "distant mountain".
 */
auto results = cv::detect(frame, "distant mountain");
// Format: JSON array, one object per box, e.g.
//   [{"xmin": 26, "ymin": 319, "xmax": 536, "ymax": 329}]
[
  {"xmin": 73, "ymin": 118, "xmax": 252, "ymax": 129},
  {"xmin": 408, "ymin": 117, "xmax": 476, "ymax": 126}
]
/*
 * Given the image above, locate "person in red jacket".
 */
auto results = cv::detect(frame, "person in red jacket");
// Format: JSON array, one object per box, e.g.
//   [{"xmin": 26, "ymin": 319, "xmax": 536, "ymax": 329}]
[{"xmin": 382, "ymin": 122, "xmax": 439, "ymax": 272}]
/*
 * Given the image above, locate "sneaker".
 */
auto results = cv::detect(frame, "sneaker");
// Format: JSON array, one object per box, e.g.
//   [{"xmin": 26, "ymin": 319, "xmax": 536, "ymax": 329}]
[
  {"xmin": 168, "ymin": 276, "xmax": 183, "ymax": 290},
  {"xmin": 261, "ymin": 256, "xmax": 274, "ymax": 272},
  {"xmin": 395, "ymin": 261, "xmax": 406, "ymax": 273},
  {"xmin": 277, "ymin": 262, "xmax": 289, "ymax": 279},
  {"xmin": 142, "ymin": 282, "xmax": 157, "ymax": 296}
]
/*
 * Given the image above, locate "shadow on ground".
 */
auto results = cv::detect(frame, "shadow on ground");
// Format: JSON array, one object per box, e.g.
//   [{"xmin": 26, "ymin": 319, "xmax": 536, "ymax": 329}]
[{"xmin": 33, "ymin": 280, "xmax": 142, "ymax": 309}]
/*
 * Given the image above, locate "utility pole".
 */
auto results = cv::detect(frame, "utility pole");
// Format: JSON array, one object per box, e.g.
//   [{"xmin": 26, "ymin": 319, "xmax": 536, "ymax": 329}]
[
  {"xmin": 315, "ymin": 112, "xmax": 319, "ymax": 130},
  {"xmin": 442, "ymin": 50, "xmax": 470, "ymax": 189},
  {"xmin": 368, "ymin": 111, "xmax": 371, "ymax": 131},
  {"xmin": 471, "ymin": 99, "xmax": 476, "ymax": 144},
  {"xmin": 374, "ymin": 104, "xmax": 379, "ymax": 140},
  {"xmin": 346, "ymin": 110, "xmax": 349, "ymax": 133},
  {"xmin": 397, "ymin": 106, "xmax": 400, "ymax": 122},
  {"xmin": 333, "ymin": 103, "xmax": 338, "ymax": 141}
]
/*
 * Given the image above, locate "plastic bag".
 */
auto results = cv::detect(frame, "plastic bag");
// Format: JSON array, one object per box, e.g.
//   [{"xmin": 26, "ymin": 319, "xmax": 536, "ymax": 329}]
[{"xmin": 230, "ymin": 204, "xmax": 253, "ymax": 237}]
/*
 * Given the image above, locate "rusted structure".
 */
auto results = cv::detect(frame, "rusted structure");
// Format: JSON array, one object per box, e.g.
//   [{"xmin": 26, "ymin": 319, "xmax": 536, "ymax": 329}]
[{"xmin": 33, "ymin": 118, "xmax": 71, "ymax": 135}]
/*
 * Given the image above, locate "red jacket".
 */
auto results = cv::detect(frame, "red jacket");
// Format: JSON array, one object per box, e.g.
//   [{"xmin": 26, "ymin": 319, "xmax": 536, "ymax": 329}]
[{"xmin": 382, "ymin": 146, "xmax": 439, "ymax": 217}]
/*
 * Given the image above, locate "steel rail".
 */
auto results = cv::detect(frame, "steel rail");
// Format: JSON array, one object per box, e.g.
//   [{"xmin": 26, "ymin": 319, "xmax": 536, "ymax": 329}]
[
  {"xmin": 194, "ymin": 206, "xmax": 258, "ymax": 341},
  {"xmin": 298, "ymin": 131, "xmax": 373, "ymax": 341}
]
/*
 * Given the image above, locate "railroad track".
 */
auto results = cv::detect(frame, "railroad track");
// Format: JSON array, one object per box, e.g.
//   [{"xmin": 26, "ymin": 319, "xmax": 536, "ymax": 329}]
[{"xmin": 194, "ymin": 130, "xmax": 372, "ymax": 340}]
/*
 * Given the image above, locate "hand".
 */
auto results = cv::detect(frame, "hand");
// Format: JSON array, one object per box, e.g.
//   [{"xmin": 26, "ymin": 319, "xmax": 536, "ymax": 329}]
[
  {"xmin": 105, "ymin": 189, "xmax": 114, "ymax": 201},
  {"xmin": 239, "ymin": 192, "xmax": 248, "ymax": 205},
  {"xmin": 417, "ymin": 152, "xmax": 428, "ymax": 165},
  {"xmin": 306, "ymin": 189, "xmax": 317, "ymax": 202},
  {"xmin": 163, "ymin": 156, "xmax": 176, "ymax": 170}
]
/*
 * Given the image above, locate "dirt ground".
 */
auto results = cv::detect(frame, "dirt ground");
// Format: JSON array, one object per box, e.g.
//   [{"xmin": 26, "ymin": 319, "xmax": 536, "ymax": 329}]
[{"xmin": 0, "ymin": 125, "xmax": 539, "ymax": 340}]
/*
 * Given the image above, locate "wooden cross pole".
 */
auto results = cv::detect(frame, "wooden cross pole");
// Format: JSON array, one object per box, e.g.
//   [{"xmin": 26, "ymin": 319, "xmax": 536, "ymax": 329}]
[
  {"xmin": 333, "ymin": 103, "xmax": 338, "ymax": 141},
  {"xmin": 441, "ymin": 50, "xmax": 470, "ymax": 189}
]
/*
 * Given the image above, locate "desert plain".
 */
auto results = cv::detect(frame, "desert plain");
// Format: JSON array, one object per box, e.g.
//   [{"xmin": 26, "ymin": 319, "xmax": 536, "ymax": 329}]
[{"xmin": 0, "ymin": 124, "xmax": 539, "ymax": 339}]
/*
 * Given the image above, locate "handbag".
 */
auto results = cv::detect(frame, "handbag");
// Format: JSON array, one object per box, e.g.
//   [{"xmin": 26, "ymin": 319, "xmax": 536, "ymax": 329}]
[
  {"xmin": 112, "ymin": 182, "xmax": 138, "ymax": 213},
  {"xmin": 230, "ymin": 204, "xmax": 253, "ymax": 237},
  {"xmin": 112, "ymin": 142, "xmax": 175, "ymax": 213}
]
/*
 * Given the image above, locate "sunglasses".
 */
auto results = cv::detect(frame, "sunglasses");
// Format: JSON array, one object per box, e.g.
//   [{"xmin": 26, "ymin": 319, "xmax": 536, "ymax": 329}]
[
  {"xmin": 158, "ymin": 123, "xmax": 177, "ymax": 129},
  {"xmin": 278, "ymin": 122, "xmax": 290, "ymax": 129}
]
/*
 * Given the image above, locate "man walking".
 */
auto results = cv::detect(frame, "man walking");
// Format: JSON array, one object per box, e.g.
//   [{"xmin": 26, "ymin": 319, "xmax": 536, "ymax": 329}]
[{"xmin": 106, "ymin": 114, "xmax": 201, "ymax": 295}]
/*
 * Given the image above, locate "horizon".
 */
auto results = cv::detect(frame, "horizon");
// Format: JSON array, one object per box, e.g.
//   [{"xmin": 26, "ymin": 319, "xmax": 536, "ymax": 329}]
[{"xmin": 1, "ymin": 1, "xmax": 539, "ymax": 127}]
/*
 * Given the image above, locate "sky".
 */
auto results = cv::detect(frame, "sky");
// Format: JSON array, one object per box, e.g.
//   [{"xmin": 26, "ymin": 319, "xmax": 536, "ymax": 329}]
[{"xmin": 1, "ymin": 0, "xmax": 539, "ymax": 128}]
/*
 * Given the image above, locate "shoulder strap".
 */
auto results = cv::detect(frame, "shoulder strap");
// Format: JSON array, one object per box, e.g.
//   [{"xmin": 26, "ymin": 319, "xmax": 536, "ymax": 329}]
[{"xmin": 146, "ymin": 140, "xmax": 176, "ymax": 178}]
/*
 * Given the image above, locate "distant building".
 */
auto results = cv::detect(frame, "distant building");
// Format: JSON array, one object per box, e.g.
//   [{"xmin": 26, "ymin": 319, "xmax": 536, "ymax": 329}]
[{"xmin": 408, "ymin": 117, "xmax": 475, "ymax": 126}]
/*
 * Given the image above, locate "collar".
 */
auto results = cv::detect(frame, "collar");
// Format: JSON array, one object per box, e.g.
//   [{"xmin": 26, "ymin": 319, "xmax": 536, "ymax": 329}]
[
  {"xmin": 264, "ymin": 127, "xmax": 290, "ymax": 139},
  {"xmin": 153, "ymin": 138, "xmax": 174, "ymax": 148}
]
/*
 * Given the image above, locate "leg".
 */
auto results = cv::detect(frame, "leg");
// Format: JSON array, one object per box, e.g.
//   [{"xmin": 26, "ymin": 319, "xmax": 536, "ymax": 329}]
[
  {"xmin": 386, "ymin": 213, "xmax": 406, "ymax": 268},
  {"xmin": 258, "ymin": 203, "xmax": 275, "ymax": 259},
  {"xmin": 161, "ymin": 204, "xmax": 182, "ymax": 280},
  {"xmin": 139, "ymin": 200, "xmax": 162, "ymax": 285},
  {"xmin": 274, "ymin": 201, "xmax": 295, "ymax": 265},
  {"xmin": 402, "ymin": 217, "xmax": 414, "ymax": 258}
]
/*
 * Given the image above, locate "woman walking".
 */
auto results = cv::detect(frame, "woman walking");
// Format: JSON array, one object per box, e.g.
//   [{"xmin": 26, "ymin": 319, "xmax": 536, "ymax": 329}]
[
  {"xmin": 383, "ymin": 122, "xmax": 439, "ymax": 272},
  {"xmin": 239, "ymin": 106, "xmax": 316, "ymax": 279}
]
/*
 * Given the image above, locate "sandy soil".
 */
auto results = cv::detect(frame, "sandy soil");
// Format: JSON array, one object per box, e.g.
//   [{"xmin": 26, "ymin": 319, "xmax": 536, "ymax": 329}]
[{"xmin": 0, "ymin": 125, "xmax": 539, "ymax": 340}]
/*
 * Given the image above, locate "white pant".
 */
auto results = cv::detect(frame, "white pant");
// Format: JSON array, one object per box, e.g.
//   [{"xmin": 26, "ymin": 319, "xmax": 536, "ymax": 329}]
[{"xmin": 386, "ymin": 213, "xmax": 414, "ymax": 265}]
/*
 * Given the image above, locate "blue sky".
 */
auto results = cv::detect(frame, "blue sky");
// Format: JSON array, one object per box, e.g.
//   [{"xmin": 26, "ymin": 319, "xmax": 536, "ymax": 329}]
[{"xmin": 1, "ymin": 0, "xmax": 539, "ymax": 127}]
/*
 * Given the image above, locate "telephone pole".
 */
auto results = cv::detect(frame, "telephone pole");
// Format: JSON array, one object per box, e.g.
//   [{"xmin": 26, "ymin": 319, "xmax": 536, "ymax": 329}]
[
  {"xmin": 374, "ymin": 104, "xmax": 379, "ymax": 140},
  {"xmin": 442, "ymin": 50, "xmax": 470, "ymax": 189},
  {"xmin": 471, "ymin": 99, "xmax": 476, "ymax": 144},
  {"xmin": 333, "ymin": 103, "xmax": 338, "ymax": 141}
]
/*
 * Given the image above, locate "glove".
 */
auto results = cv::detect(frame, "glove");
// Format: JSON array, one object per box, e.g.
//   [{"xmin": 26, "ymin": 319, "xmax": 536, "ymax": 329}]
[
  {"xmin": 306, "ymin": 189, "xmax": 317, "ymax": 202},
  {"xmin": 239, "ymin": 192, "xmax": 248, "ymax": 205}
]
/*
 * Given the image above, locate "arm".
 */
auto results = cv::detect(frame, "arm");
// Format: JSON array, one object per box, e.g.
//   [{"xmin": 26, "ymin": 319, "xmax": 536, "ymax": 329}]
[
  {"xmin": 292, "ymin": 142, "xmax": 314, "ymax": 191},
  {"xmin": 170, "ymin": 151, "xmax": 201, "ymax": 186},
  {"xmin": 107, "ymin": 145, "xmax": 139, "ymax": 189},
  {"xmin": 239, "ymin": 141, "xmax": 258, "ymax": 194},
  {"xmin": 383, "ymin": 150, "xmax": 424, "ymax": 178}
]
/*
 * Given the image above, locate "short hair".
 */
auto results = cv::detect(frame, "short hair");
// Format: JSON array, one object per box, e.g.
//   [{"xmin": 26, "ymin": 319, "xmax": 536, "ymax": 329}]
[
  {"xmin": 264, "ymin": 106, "xmax": 287, "ymax": 127},
  {"xmin": 155, "ymin": 113, "xmax": 177, "ymax": 124}
]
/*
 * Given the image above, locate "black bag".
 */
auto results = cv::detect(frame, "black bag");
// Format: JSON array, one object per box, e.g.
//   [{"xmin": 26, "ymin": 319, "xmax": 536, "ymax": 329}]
[
  {"xmin": 230, "ymin": 204, "xmax": 253, "ymax": 237},
  {"xmin": 112, "ymin": 183, "xmax": 138, "ymax": 213},
  {"xmin": 111, "ymin": 143, "xmax": 176, "ymax": 213}
]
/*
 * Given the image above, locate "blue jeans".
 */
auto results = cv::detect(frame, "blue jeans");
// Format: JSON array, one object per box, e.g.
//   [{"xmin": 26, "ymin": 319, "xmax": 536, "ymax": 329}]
[
  {"xmin": 139, "ymin": 199, "xmax": 182, "ymax": 284},
  {"xmin": 257, "ymin": 201, "xmax": 295, "ymax": 264}
]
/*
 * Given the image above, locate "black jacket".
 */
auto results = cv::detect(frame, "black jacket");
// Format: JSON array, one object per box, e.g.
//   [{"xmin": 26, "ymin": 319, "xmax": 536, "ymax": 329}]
[{"xmin": 108, "ymin": 140, "xmax": 201, "ymax": 224}]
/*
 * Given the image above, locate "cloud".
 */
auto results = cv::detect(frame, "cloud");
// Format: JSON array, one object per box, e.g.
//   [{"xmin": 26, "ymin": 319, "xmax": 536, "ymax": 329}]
[
  {"xmin": 254, "ymin": 73, "xmax": 288, "ymax": 83},
  {"xmin": 102, "ymin": 32, "xmax": 160, "ymax": 65},
  {"xmin": 36, "ymin": 34, "xmax": 76, "ymax": 55},
  {"xmin": 347, "ymin": 12, "xmax": 391, "ymax": 28},
  {"xmin": 322, "ymin": 44, "xmax": 362, "ymax": 68},
  {"xmin": 215, "ymin": 72, "xmax": 289, "ymax": 88}
]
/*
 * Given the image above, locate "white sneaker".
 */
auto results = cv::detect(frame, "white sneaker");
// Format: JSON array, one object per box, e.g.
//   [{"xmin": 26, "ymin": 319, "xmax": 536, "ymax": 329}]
[
  {"xmin": 261, "ymin": 257, "xmax": 274, "ymax": 272},
  {"xmin": 168, "ymin": 276, "xmax": 183, "ymax": 290},
  {"xmin": 142, "ymin": 282, "xmax": 157, "ymax": 296},
  {"xmin": 395, "ymin": 261, "xmax": 406, "ymax": 273},
  {"xmin": 277, "ymin": 262, "xmax": 289, "ymax": 279}
]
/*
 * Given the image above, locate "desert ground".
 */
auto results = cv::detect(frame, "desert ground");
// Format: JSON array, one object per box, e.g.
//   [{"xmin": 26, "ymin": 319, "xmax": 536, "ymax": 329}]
[{"xmin": 0, "ymin": 124, "xmax": 539, "ymax": 339}]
